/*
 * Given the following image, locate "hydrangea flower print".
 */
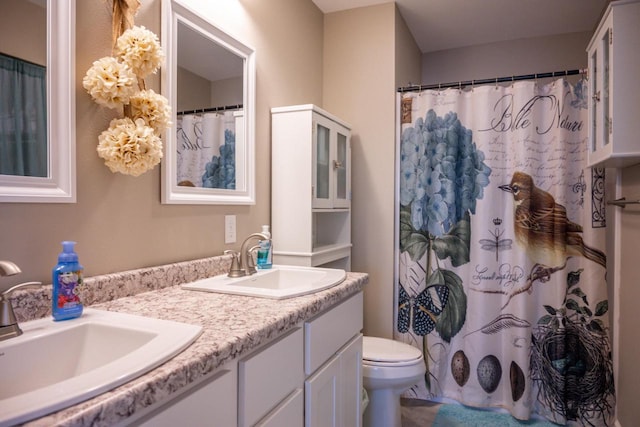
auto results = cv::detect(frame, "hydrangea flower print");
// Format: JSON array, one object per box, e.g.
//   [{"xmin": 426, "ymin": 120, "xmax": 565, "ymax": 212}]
[
  {"xmin": 400, "ymin": 110, "xmax": 491, "ymax": 237},
  {"xmin": 202, "ymin": 129, "xmax": 236, "ymax": 189}
]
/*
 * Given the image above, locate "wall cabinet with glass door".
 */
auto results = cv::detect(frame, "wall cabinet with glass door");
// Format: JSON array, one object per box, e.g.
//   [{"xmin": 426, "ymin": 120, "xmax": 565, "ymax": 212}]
[
  {"xmin": 587, "ymin": 0, "xmax": 640, "ymax": 168},
  {"xmin": 271, "ymin": 105, "xmax": 352, "ymax": 269}
]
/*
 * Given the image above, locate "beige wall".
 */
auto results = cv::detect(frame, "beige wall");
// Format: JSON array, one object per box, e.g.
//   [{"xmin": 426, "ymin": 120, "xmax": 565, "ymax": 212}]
[
  {"xmin": 323, "ymin": 3, "xmax": 421, "ymax": 338},
  {"xmin": 422, "ymin": 32, "xmax": 592, "ymax": 86},
  {"xmin": 617, "ymin": 166, "xmax": 640, "ymax": 425},
  {"xmin": 0, "ymin": 0, "xmax": 323, "ymax": 286}
]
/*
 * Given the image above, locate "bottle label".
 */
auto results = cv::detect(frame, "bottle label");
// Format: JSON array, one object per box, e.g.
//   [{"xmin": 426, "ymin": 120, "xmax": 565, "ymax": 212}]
[{"xmin": 57, "ymin": 271, "xmax": 82, "ymax": 309}]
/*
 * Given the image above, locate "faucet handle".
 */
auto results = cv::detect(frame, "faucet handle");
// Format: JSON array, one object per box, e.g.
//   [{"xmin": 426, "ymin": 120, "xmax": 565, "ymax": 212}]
[{"xmin": 224, "ymin": 250, "xmax": 245, "ymax": 278}]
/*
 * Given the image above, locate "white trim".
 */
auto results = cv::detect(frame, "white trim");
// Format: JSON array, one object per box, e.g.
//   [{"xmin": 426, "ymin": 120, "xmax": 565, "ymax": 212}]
[
  {"xmin": 0, "ymin": 0, "xmax": 76, "ymax": 203},
  {"xmin": 161, "ymin": 0, "xmax": 256, "ymax": 205}
]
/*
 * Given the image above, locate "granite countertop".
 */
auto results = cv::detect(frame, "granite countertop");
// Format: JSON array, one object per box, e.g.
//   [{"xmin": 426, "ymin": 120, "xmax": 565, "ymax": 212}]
[{"xmin": 22, "ymin": 263, "xmax": 367, "ymax": 427}]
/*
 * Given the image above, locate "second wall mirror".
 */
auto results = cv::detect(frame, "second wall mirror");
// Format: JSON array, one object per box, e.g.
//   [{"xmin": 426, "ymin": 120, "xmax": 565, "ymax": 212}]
[{"xmin": 161, "ymin": 0, "xmax": 255, "ymax": 204}]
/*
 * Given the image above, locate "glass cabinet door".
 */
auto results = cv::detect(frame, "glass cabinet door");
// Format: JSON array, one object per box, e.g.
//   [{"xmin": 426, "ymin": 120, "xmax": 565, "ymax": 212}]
[
  {"xmin": 313, "ymin": 121, "xmax": 332, "ymax": 208},
  {"xmin": 332, "ymin": 131, "xmax": 350, "ymax": 208}
]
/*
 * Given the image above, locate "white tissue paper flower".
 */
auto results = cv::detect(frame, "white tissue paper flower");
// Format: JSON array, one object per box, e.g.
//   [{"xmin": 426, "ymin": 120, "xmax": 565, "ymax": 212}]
[
  {"xmin": 97, "ymin": 117, "xmax": 163, "ymax": 177},
  {"xmin": 83, "ymin": 57, "xmax": 137, "ymax": 109},
  {"xmin": 115, "ymin": 26, "xmax": 164, "ymax": 78},
  {"xmin": 129, "ymin": 89, "xmax": 172, "ymax": 134}
]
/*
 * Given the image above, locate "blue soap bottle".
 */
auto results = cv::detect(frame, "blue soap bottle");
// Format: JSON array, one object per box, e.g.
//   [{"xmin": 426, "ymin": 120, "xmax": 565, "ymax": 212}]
[
  {"xmin": 52, "ymin": 241, "xmax": 84, "ymax": 321},
  {"xmin": 256, "ymin": 225, "xmax": 273, "ymax": 269}
]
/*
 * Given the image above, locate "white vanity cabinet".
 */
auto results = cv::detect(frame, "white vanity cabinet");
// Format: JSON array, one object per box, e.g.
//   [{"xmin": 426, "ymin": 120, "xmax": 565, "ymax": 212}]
[
  {"xmin": 125, "ymin": 292, "xmax": 363, "ymax": 427},
  {"xmin": 304, "ymin": 292, "xmax": 364, "ymax": 427},
  {"xmin": 271, "ymin": 105, "xmax": 352, "ymax": 270},
  {"xmin": 587, "ymin": 0, "xmax": 640, "ymax": 168}
]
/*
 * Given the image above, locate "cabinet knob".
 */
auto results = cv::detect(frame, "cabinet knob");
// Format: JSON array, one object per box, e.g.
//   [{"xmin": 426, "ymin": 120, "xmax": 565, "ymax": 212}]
[
  {"xmin": 333, "ymin": 160, "xmax": 344, "ymax": 169},
  {"xmin": 592, "ymin": 91, "xmax": 600, "ymax": 102}
]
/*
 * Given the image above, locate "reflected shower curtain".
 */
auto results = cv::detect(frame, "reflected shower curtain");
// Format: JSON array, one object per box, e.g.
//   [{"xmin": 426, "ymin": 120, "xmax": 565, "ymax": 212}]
[
  {"xmin": 0, "ymin": 54, "xmax": 47, "ymax": 177},
  {"xmin": 176, "ymin": 111, "xmax": 236, "ymax": 188},
  {"xmin": 394, "ymin": 78, "xmax": 614, "ymax": 426}
]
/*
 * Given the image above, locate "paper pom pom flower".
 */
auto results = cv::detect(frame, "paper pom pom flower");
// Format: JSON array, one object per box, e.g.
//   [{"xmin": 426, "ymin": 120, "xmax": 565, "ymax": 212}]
[
  {"xmin": 129, "ymin": 89, "xmax": 172, "ymax": 134},
  {"xmin": 97, "ymin": 117, "xmax": 163, "ymax": 177},
  {"xmin": 115, "ymin": 26, "xmax": 164, "ymax": 78},
  {"xmin": 82, "ymin": 56, "xmax": 137, "ymax": 109}
]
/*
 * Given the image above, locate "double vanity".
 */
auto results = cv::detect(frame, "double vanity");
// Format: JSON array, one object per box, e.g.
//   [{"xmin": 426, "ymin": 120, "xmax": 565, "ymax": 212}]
[{"xmin": 1, "ymin": 256, "xmax": 367, "ymax": 426}]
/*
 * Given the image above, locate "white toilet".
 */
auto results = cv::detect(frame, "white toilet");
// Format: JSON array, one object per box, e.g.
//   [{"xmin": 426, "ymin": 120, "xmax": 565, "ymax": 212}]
[{"xmin": 362, "ymin": 336, "xmax": 426, "ymax": 427}]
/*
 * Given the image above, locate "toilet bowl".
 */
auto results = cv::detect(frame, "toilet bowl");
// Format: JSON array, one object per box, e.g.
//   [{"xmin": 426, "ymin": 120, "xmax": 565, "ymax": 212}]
[{"xmin": 362, "ymin": 336, "xmax": 426, "ymax": 427}]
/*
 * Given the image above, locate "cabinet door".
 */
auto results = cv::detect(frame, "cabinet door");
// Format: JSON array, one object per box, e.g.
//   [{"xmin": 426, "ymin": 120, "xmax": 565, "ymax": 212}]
[
  {"xmin": 332, "ymin": 129, "xmax": 350, "ymax": 209},
  {"xmin": 305, "ymin": 354, "xmax": 340, "ymax": 427},
  {"xmin": 238, "ymin": 327, "xmax": 304, "ymax": 427},
  {"xmin": 589, "ymin": 16, "xmax": 613, "ymax": 157},
  {"xmin": 338, "ymin": 334, "xmax": 363, "ymax": 427},
  {"xmin": 132, "ymin": 365, "xmax": 237, "ymax": 427},
  {"xmin": 256, "ymin": 388, "xmax": 303, "ymax": 427},
  {"xmin": 313, "ymin": 115, "xmax": 334, "ymax": 209}
]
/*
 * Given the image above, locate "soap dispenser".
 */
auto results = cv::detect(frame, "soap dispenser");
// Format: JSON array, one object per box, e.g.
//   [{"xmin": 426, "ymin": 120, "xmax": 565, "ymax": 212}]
[
  {"xmin": 256, "ymin": 225, "xmax": 273, "ymax": 269},
  {"xmin": 52, "ymin": 241, "xmax": 84, "ymax": 321}
]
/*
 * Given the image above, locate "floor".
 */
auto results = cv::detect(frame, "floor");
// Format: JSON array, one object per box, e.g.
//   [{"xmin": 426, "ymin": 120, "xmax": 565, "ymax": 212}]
[{"xmin": 400, "ymin": 398, "xmax": 442, "ymax": 426}]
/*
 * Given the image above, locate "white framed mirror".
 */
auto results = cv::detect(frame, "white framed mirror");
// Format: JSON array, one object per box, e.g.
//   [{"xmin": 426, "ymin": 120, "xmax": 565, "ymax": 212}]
[
  {"xmin": 161, "ymin": 0, "xmax": 256, "ymax": 205},
  {"xmin": 0, "ymin": 0, "xmax": 76, "ymax": 203}
]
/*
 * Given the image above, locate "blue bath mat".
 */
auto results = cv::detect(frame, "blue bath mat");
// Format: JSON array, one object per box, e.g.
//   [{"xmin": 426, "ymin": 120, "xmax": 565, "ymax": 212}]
[{"xmin": 433, "ymin": 404, "xmax": 560, "ymax": 426}]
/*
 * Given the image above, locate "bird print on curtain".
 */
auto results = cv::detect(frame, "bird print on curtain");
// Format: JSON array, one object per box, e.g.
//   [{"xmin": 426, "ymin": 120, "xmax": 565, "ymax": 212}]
[{"xmin": 493, "ymin": 171, "xmax": 606, "ymax": 307}]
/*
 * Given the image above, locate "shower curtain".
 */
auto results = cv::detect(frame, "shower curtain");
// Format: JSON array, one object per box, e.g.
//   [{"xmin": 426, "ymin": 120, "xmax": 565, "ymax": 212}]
[
  {"xmin": 395, "ymin": 78, "xmax": 614, "ymax": 426},
  {"xmin": 176, "ymin": 111, "xmax": 236, "ymax": 188}
]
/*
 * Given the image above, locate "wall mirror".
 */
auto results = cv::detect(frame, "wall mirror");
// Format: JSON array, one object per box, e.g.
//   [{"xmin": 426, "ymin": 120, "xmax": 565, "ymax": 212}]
[
  {"xmin": 161, "ymin": 0, "xmax": 256, "ymax": 204},
  {"xmin": 0, "ymin": 0, "xmax": 76, "ymax": 203}
]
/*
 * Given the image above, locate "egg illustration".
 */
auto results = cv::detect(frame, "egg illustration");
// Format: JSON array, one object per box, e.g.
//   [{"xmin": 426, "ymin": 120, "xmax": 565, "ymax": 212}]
[
  {"xmin": 477, "ymin": 354, "xmax": 502, "ymax": 393},
  {"xmin": 510, "ymin": 361, "xmax": 526, "ymax": 402},
  {"xmin": 450, "ymin": 350, "xmax": 470, "ymax": 387}
]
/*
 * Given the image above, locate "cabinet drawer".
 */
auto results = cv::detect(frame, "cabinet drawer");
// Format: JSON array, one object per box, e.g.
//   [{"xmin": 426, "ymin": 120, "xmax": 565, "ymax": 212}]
[
  {"xmin": 305, "ymin": 291, "xmax": 363, "ymax": 375},
  {"xmin": 239, "ymin": 327, "xmax": 304, "ymax": 427}
]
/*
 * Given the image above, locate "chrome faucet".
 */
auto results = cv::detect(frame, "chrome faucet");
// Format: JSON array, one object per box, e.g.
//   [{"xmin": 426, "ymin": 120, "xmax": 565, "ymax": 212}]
[
  {"xmin": 225, "ymin": 232, "xmax": 270, "ymax": 278},
  {"xmin": 0, "ymin": 261, "xmax": 43, "ymax": 341}
]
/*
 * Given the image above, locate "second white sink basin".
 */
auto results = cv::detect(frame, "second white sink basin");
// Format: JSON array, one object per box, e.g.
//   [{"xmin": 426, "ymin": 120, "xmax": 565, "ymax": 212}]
[
  {"xmin": 0, "ymin": 308, "xmax": 202, "ymax": 426},
  {"xmin": 182, "ymin": 265, "xmax": 346, "ymax": 299}
]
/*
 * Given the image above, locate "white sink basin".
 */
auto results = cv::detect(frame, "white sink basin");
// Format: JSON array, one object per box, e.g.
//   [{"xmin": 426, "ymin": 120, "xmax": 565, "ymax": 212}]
[
  {"xmin": 182, "ymin": 265, "xmax": 346, "ymax": 299},
  {"xmin": 0, "ymin": 308, "xmax": 202, "ymax": 426}
]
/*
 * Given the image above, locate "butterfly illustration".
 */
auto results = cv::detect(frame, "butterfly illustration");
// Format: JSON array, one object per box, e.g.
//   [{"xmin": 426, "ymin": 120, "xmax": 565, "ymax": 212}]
[
  {"xmin": 479, "ymin": 228, "xmax": 513, "ymax": 262},
  {"xmin": 397, "ymin": 283, "xmax": 450, "ymax": 336}
]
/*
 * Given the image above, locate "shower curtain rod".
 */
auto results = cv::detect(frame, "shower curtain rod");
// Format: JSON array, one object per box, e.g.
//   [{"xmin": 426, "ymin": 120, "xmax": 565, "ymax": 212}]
[
  {"xmin": 397, "ymin": 68, "xmax": 586, "ymax": 93},
  {"xmin": 177, "ymin": 104, "xmax": 243, "ymax": 116}
]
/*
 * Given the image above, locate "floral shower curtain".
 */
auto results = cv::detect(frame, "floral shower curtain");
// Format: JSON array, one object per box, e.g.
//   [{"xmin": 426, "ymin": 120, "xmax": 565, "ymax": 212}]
[
  {"xmin": 176, "ymin": 111, "xmax": 236, "ymax": 188},
  {"xmin": 395, "ymin": 78, "xmax": 615, "ymax": 426}
]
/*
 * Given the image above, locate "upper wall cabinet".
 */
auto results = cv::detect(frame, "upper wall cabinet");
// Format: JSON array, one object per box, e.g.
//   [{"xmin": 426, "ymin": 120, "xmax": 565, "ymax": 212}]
[
  {"xmin": 271, "ymin": 105, "xmax": 352, "ymax": 270},
  {"xmin": 0, "ymin": 0, "xmax": 76, "ymax": 203},
  {"xmin": 587, "ymin": 0, "xmax": 640, "ymax": 168},
  {"xmin": 161, "ymin": 0, "xmax": 256, "ymax": 204}
]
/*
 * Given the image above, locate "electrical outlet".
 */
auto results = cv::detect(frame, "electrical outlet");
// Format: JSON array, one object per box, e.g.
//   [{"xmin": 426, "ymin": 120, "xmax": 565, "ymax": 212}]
[{"xmin": 225, "ymin": 215, "xmax": 236, "ymax": 244}]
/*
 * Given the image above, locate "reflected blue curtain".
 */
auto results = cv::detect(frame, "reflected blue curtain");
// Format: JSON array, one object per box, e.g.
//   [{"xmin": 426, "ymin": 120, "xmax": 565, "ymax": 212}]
[{"xmin": 0, "ymin": 53, "xmax": 47, "ymax": 177}]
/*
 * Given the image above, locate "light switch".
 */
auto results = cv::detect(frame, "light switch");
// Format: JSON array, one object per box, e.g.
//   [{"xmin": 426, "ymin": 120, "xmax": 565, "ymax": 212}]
[{"xmin": 225, "ymin": 215, "xmax": 236, "ymax": 244}]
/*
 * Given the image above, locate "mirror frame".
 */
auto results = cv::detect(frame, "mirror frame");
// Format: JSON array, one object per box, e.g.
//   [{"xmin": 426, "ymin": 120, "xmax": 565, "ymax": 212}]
[
  {"xmin": 161, "ymin": 0, "xmax": 256, "ymax": 205},
  {"xmin": 0, "ymin": 0, "xmax": 76, "ymax": 203}
]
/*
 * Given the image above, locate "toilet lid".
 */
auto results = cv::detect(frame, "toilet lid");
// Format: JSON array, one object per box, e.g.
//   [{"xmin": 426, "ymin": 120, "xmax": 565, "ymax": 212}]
[{"xmin": 363, "ymin": 336, "xmax": 422, "ymax": 364}]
